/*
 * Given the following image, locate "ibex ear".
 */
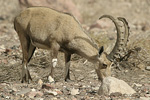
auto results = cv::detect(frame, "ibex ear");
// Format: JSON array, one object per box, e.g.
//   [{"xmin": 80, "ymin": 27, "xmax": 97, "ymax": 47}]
[{"xmin": 98, "ymin": 46, "xmax": 104, "ymax": 57}]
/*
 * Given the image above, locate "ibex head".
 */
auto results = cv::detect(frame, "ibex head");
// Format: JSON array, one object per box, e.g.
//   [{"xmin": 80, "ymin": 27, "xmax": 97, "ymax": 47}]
[{"xmin": 95, "ymin": 15, "xmax": 130, "ymax": 81}]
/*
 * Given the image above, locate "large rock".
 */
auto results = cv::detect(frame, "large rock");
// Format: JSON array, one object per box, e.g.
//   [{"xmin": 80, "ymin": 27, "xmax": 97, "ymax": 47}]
[
  {"xmin": 98, "ymin": 76, "xmax": 136, "ymax": 95},
  {"xmin": 89, "ymin": 19, "xmax": 113, "ymax": 30}
]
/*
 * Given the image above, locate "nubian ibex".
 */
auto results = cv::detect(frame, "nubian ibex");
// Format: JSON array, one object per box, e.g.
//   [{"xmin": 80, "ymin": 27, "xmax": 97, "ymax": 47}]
[{"xmin": 14, "ymin": 7, "xmax": 129, "ymax": 83}]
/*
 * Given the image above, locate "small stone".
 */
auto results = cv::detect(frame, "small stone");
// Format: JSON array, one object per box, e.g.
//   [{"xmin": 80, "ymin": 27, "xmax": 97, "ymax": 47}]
[
  {"xmin": 145, "ymin": 93, "xmax": 150, "ymax": 97},
  {"xmin": 62, "ymin": 88, "xmax": 69, "ymax": 95},
  {"xmin": 38, "ymin": 79, "xmax": 43, "ymax": 86},
  {"xmin": 145, "ymin": 66, "xmax": 150, "ymax": 71},
  {"xmin": 35, "ymin": 98, "xmax": 44, "ymax": 100},
  {"xmin": 48, "ymin": 76, "xmax": 55, "ymax": 83},
  {"xmin": 28, "ymin": 91, "xmax": 44, "ymax": 98},
  {"xmin": 125, "ymin": 70, "xmax": 128, "ymax": 73},
  {"xmin": 45, "ymin": 90, "xmax": 58, "ymax": 96},
  {"xmin": 83, "ymin": 60, "xmax": 87, "ymax": 64},
  {"xmin": 28, "ymin": 92, "xmax": 37, "ymax": 98},
  {"xmin": 1, "ymin": 83, "xmax": 7, "ymax": 86},
  {"xmin": 16, "ymin": 88, "xmax": 31, "ymax": 95},
  {"xmin": 55, "ymin": 89, "xmax": 63, "ymax": 95},
  {"xmin": 37, "ymin": 91, "xmax": 44, "ymax": 97},
  {"xmin": 131, "ymin": 93, "xmax": 140, "ymax": 98},
  {"xmin": 11, "ymin": 87, "xmax": 17, "ymax": 92},
  {"xmin": 31, "ymin": 88, "xmax": 36, "ymax": 92},
  {"xmin": 1, "ymin": 59, "xmax": 8, "ymax": 64},
  {"xmin": 110, "ymin": 92, "xmax": 122, "ymax": 97},
  {"xmin": 5, "ymin": 96, "xmax": 10, "ymax": 99},
  {"xmin": 0, "ymin": 45, "xmax": 5, "ymax": 51},
  {"xmin": 90, "ymin": 96, "xmax": 94, "ymax": 99},
  {"xmin": 92, "ymin": 86, "xmax": 99, "ymax": 90},
  {"xmin": 140, "ymin": 97, "xmax": 150, "ymax": 100},
  {"xmin": 72, "ymin": 98, "xmax": 77, "ymax": 100},
  {"xmin": 42, "ymin": 84, "xmax": 54, "ymax": 90},
  {"xmin": 10, "ymin": 60, "xmax": 16, "ymax": 65},
  {"xmin": 51, "ymin": 97, "xmax": 57, "ymax": 100},
  {"xmin": 138, "ymin": 63, "xmax": 145, "ymax": 70},
  {"xmin": 82, "ymin": 85, "xmax": 86, "ymax": 88},
  {"xmin": 133, "ymin": 83, "xmax": 142, "ymax": 87},
  {"xmin": 71, "ymin": 88, "xmax": 79, "ymax": 95}
]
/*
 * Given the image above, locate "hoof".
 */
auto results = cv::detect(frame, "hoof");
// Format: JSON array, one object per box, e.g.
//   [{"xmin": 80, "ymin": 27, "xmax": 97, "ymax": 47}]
[{"xmin": 65, "ymin": 79, "xmax": 73, "ymax": 82}]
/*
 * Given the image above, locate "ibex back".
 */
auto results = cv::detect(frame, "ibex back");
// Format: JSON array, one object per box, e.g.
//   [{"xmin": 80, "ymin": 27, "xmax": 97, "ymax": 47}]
[{"xmin": 14, "ymin": 7, "xmax": 129, "ymax": 83}]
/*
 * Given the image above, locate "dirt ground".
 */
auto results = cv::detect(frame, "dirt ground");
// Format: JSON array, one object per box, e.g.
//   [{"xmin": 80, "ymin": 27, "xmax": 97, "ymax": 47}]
[{"xmin": 0, "ymin": 0, "xmax": 150, "ymax": 100}]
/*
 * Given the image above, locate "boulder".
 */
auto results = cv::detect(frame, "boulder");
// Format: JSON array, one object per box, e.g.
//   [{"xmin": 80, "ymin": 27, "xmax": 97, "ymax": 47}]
[{"xmin": 98, "ymin": 76, "xmax": 136, "ymax": 95}]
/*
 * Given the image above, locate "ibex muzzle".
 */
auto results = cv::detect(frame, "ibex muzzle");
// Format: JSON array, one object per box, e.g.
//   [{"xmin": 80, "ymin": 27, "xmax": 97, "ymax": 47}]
[{"xmin": 14, "ymin": 7, "xmax": 129, "ymax": 83}]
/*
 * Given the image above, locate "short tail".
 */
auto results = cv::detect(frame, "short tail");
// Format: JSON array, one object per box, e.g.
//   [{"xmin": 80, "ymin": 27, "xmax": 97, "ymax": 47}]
[{"xmin": 14, "ymin": 17, "xmax": 17, "ymax": 31}]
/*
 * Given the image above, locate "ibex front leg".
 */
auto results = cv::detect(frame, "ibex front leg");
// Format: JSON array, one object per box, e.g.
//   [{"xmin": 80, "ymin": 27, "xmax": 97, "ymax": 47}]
[
  {"xmin": 64, "ymin": 53, "xmax": 71, "ymax": 81},
  {"xmin": 48, "ymin": 42, "xmax": 60, "ymax": 83}
]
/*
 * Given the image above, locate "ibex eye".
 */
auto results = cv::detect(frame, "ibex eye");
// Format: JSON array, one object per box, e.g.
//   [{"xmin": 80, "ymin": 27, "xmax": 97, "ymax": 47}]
[
  {"xmin": 103, "ymin": 64, "xmax": 107, "ymax": 67},
  {"xmin": 111, "ymin": 63, "xmax": 115, "ymax": 66}
]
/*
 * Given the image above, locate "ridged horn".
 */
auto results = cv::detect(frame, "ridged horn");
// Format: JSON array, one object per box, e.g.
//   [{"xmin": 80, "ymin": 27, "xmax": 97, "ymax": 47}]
[
  {"xmin": 99, "ymin": 15, "xmax": 123, "ymax": 61},
  {"xmin": 117, "ymin": 17, "xmax": 130, "ymax": 47}
]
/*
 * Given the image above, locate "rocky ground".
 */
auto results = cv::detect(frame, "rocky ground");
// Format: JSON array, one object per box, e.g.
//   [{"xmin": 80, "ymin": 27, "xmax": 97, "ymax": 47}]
[{"xmin": 0, "ymin": 0, "xmax": 150, "ymax": 100}]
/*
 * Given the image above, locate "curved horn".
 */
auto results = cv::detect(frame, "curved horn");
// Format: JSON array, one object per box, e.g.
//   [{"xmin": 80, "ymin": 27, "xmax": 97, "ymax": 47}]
[
  {"xmin": 99, "ymin": 15, "xmax": 124, "ymax": 61},
  {"xmin": 117, "ymin": 17, "xmax": 130, "ymax": 47}
]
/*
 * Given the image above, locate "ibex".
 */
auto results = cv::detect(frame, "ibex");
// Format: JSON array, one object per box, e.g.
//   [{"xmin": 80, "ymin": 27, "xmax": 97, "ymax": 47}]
[{"xmin": 14, "ymin": 7, "xmax": 129, "ymax": 83}]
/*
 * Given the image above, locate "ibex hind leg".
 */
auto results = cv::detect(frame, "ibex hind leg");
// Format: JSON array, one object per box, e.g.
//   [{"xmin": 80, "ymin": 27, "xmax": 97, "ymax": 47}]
[
  {"xmin": 18, "ymin": 33, "xmax": 36, "ymax": 83},
  {"xmin": 26, "ymin": 43, "xmax": 36, "ymax": 82},
  {"xmin": 64, "ymin": 53, "xmax": 71, "ymax": 81}
]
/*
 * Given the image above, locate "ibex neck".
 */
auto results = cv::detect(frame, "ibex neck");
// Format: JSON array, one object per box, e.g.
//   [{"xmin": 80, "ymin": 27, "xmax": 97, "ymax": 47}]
[{"xmin": 67, "ymin": 35, "xmax": 99, "ymax": 63}]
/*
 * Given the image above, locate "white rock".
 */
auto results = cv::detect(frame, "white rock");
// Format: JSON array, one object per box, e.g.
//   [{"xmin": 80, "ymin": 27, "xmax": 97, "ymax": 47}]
[
  {"xmin": 51, "ymin": 97, "xmax": 58, "ymax": 100},
  {"xmin": 48, "ymin": 76, "xmax": 55, "ymax": 83},
  {"xmin": 31, "ymin": 88, "xmax": 36, "ymax": 92},
  {"xmin": 46, "ymin": 90, "xmax": 57, "ymax": 96},
  {"xmin": 71, "ymin": 88, "xmax": 79, "ymax": 95},
  {"xmin": 92, "ymin": 86, "xmax": 99, "ymax": 90},
  {"xmin": 98, "ymin": 77, "xmax": 136, "ymax": 95},
  {"xmin": 83, "ymin": 60, "xmax": 87, "ymax": 64},
  {"xmin": 16, "ymin": 88, "xmax": 31, "ymax": 95},
  {"xmin": 0, "ymin": 45, "xmax": 5, "ymax": 50},
  {"xmin": 38, "ymin": 79, "xmax": 43, "ymax": 86},
  {"xmin": 140, "ymin": 97, "xmax": 150, "ymax": 100},
  {"xmin": 145, "ymin": 66, "xmax": 150, "ymax": 71},
  {"xmin": 133, "ymin": 83, "xmax": 142, "ymax": 87},
  {"xmin": 90, "ymin": 70, "xmax": 95, "ymax": 73},
  {"xmin": 35, "ymin": 98, "xmax": 44, "ymax": 100},
  {"xmin": 5, "ymin": 96, "xmax": 10, "ymax": 99}
]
